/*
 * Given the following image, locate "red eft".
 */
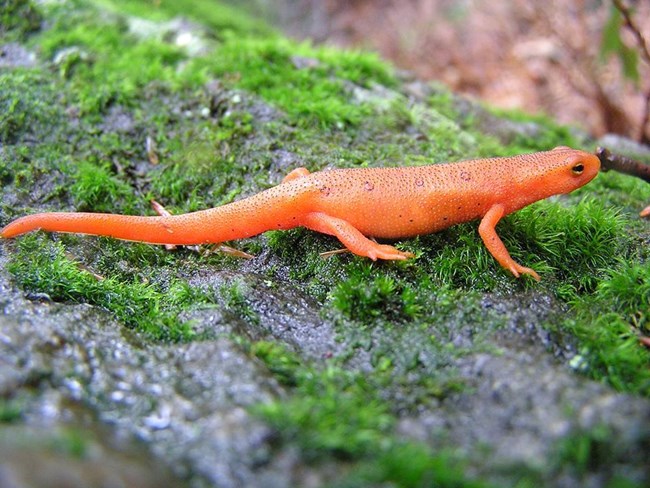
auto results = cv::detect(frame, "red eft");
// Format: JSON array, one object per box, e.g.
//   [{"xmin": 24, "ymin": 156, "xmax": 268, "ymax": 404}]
[{"xmin": 1, "ymin": 146, "xmax": 601, "ymax": 281}]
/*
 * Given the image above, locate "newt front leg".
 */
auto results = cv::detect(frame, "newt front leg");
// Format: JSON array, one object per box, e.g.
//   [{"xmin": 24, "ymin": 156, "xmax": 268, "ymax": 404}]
[{"xmin": 478, "ymin": 204, "xmax": 540, "ymax": 281}]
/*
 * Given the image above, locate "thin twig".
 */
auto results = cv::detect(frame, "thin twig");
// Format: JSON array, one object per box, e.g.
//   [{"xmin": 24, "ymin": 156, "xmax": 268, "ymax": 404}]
[
  {"xmin": 612, "ymin": 0, "xmax": 650, "ymax": 64},
  {"xmin": 596, "ymin": 146, "xmax": 650, "ymax": 183},
  {"xmin": 612, "ymin": 0, "xmax": 650, "ymax": 142}
]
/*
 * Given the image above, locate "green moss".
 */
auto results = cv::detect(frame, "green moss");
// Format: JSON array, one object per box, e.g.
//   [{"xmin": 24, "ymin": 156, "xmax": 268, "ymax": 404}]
[
  {"xmin": 592, "ymin": 170, "xmax": 650, "ymax": 220},
  {"xmin": 150, "ymin": 114, "xmax": 257, "ymax": 211},
  {"xmin": 190, "ymin": 37, "xmax": 383, "ymax": 128},
  {"xmin": 99, "ymin": 0, "xmax": 274, "ymax": 38},
  {"xmin": 258, "ymin": 365, "xmax": 394, "ymax": 460},
  {"xmin": 6, "ymin": 235, "xmax": 206, "ymax": 341},
  {"xmin": 511, "ymin": 123, "xmax": 580, "ymax": 154},
  {"xmin": 264, "ymin": 228, "xmax": 349, "ymax": 300},
  {"xmin": 560, "ymin": 262, "xmax": 650, "ymax": 395},
  {"xmin": 249, "ymin": 341, "xmax": 301, "ymax": 387},
  {"xmin": 71, "ymin": 161, "xmax": 137, "ymax": 213},
  {"xmin": 597, "ymin": 263, "xmax": 649, "ymax": 331},
  {"xmin": 31, "ymin": 0, "xmax": 395, "ymax": 129},
  {"xmin": 50, "ymin": 429, "xmax": 88, "ymax": 459},
  {"xmin": 331, "ymin": 264, "xmax": 422, "ymax": 323},
  {"xmin": 509, "ymin": 198, "xmax": 627, "ymax": 296},
  {"xmin": 251, "ymin": 342, "xmax": 396, "ymax": 461},
  {"xmin": 0, "ymin": 399, "xmax": 23, "ymax": 423},
  {"xmin": 0, "ymin": 70, "xmax": 62, "ymax": 144},
  {"xmin": 219, "ymin": 280, "xmax": 260, "ymax": 326},
  {"xmin": 550, "ymin": 423, "xmax": 644, "ymax": 487},
  {"xmin": 487, "ymin": 107, "xmax": 583, "ymax": 153},
  {"xmin": 0, "ymin": 0, "xmax": 42, "ymax": 41},
  {"xmin": 427, "ymin": 87, "xmax": 460, "ymax": 122},
  {"xmin": 86, "ymin": 237, "xmax": 173, "ymax": 278},
  {"xmin": 250, "ymin": 341, "xmax": 486, "ymax": 486},
  {"xmin": 416, "ymin": 224, "xmax": 506, "ymax": 290},
  {"xmin": 36, "ymin": 1, "xmax": 187, "ymax": 115},
  {"xmin": 554, "ymin": 424, "xmax": 612, "ymax": 475},
  {"xmin": 336, "ymin": 443, "xmax": 496, "ymax": 488}
]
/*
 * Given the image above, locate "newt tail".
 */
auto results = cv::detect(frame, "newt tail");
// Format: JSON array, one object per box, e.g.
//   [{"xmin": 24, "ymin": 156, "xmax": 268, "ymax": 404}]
[{"xmin": 0, "ymin": 186, "xmax": 303, "ymax": 245}]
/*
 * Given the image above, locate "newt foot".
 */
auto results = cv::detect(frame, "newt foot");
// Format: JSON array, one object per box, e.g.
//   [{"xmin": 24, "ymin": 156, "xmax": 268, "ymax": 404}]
[
  {"xmin": 367, "ymin": 244, "xmax": 414, "ymax": 261},
  {"xmin": 509, "ymin": 263, "xmax": 541, "ymax": 281}
]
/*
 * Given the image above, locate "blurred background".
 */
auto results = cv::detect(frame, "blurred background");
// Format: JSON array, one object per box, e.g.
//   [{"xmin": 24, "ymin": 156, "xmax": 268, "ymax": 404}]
[{"xmin": 228, "ymin": 0, "xmax": 650, "ymax": 143}]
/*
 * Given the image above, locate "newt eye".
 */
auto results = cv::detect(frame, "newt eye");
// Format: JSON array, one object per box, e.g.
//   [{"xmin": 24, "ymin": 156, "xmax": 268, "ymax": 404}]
[{"xmin": 572, "ymin": 163, "xmax": 584, "ymax": 175}]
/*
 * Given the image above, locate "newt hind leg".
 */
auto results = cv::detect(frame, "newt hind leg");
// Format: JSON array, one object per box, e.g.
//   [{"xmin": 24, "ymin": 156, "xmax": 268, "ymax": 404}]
[{"xmin": 304, "ymin": 212, "xmax": 414, "ymax": 261}]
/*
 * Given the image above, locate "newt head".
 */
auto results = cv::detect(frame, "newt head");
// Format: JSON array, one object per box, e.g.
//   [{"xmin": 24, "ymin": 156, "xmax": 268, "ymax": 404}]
[
  {"xmin": 551, "ymin": 148, "xmax": 601, "ymax": 194},
  {"xmin": 503, "ymin": 148, "xmax": 600, "ymax": 215}
]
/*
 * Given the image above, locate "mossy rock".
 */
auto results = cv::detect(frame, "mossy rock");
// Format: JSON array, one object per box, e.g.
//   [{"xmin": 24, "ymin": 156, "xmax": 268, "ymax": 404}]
[{"xmin": 1, "ymin": 1, "xmax": 649, "ymax": 487}]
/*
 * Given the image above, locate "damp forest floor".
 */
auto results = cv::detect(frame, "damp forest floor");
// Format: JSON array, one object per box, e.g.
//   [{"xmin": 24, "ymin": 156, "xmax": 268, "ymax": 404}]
[{"xmin": 1, "ymin": 1, "xmax": 649, "ymax": 487}]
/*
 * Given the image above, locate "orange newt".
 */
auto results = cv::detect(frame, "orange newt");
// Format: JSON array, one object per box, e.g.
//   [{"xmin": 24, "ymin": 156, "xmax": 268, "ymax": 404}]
[{"xmin": 1, "ymin": 146, "xmax": 601, "ymax": 281}]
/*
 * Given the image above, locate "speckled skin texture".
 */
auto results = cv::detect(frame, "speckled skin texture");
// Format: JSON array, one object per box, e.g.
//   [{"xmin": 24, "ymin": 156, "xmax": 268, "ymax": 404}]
[{"xmin": 1, "ymin": 148, "xmax": 600, "ymax": 278}]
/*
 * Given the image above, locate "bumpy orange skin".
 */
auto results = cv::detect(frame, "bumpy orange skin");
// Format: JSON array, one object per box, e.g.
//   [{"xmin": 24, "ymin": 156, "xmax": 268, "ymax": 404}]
[{"xmin": 0, "ymin": 147, "xmax": 600, "ymax": 280}]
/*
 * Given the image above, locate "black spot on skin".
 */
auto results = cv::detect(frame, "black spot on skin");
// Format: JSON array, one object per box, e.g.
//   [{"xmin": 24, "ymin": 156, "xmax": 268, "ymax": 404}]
[
  {"xmin": 409, "ymin": 219, "xmax": 414, "ymax": 223},
  {"xmin": 460, "ymin": 171, "xmax": 471, "ymax": 181},
  {"xmin": 415, "ymin": 178, "xmax": 424, "ymax": 187},
  {"xmin": 320, "ymin": 186, "xmax": 331, "ymax": 196}
]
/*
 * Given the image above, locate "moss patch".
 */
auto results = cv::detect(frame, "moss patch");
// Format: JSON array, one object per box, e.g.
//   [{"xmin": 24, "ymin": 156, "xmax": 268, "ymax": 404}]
[
  {"xmin": 0, "ymin": 0, "xmax": 42, "ymax": 41},
  {"xmin": 251, "ymin": 342, "xmax": 490, "ymax": 487},
  {"xmin": 0, "ymin": 70, "xmax": 63, "ymax": 145},
  {"xmin": 561, "ymin": 261, "xmax": 650, "ymax": 395},
  {"xmin": 6, "ymin": 235, "xmax": 211, "ymax": 341}
]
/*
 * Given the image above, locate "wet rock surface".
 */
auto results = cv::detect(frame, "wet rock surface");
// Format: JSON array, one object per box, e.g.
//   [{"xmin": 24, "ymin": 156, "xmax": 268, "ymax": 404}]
[
  {"xmin": 0, "ymin": 251, "xmax": 308, "ymax": 488},
  {"xmin": 184, "ymin": 268, "xmax": 342, "ymax": 360},
  {"xmin": 3, "ymin": 240, "xmax": 650, "ymax": 487}
]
